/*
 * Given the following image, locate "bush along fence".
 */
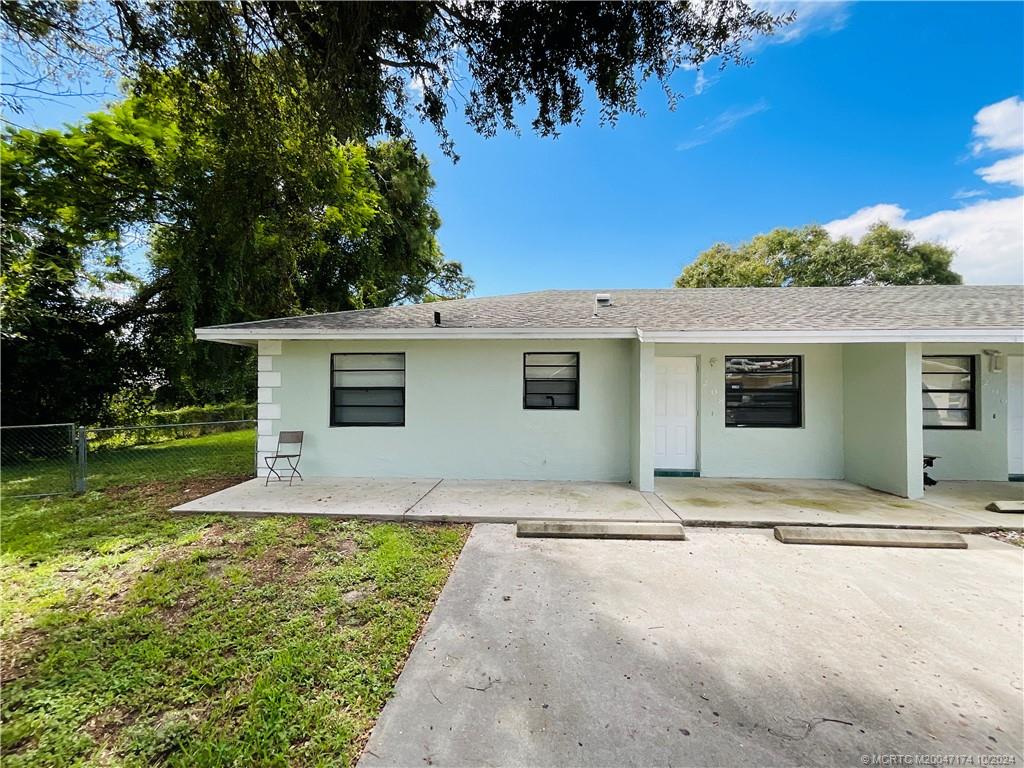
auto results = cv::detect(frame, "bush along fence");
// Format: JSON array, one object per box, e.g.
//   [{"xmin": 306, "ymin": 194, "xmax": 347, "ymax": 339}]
[{"xmin": 0, "ymin": 420, "xmax": 256, "ymax": 498}]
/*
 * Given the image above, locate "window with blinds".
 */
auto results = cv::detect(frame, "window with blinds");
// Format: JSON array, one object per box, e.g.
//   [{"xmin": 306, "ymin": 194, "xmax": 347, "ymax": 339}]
[
  {"xmin": 922, "ymin": 355, "xmax": 975, "ymax": 429},
  {"xmin": 330, "ymin": 353, "xmax": 405, "ymax": 426},
  {"xmin": 523, "ymin": 352, "xmax": 579, "ymax": 410},
  {"xmin": 725, "ymin": 356, "xmax": 802, "ymax": 428}
]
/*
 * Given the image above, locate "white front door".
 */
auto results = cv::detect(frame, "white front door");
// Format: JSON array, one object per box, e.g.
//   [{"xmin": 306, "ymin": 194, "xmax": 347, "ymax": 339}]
[
  {"xmin": 1009, "ymin": 356, "xmax": 1024, "ymax": 476},
  {"xmin": 655, "ymin": 357, "xmax": 698, "ymax": 470}
]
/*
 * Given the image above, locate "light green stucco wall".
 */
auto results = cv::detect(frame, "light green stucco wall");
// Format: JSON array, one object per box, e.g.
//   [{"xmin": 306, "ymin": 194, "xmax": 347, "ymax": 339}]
[
  {"xmin": 921, "ymin": 342, "xmax": 1024, "ymax": 481},
  {"xmin": 842, "ymin": 343, "xmax": 923, "ymax": 498},
  {"xmin": 269, "ymin": 338, "xmax": 633, "ymax": 481},
  {"xmin": 629, "ymin": 341, "xmax": 656, "ymax": 491},
  {"xmin": 654, "ymin": 343, "xmax": 845, "ymax": 479}
]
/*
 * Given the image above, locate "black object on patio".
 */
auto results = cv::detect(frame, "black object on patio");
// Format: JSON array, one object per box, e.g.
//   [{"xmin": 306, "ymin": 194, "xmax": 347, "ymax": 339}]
[{"xmin": 264, "ymin": 431, "xmax": 304, "ymax": 486}]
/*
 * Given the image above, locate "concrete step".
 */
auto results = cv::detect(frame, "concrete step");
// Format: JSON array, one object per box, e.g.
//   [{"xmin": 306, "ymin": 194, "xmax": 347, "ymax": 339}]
[
  {"xmin": 516, "ymin": 520, "xmax": 686, "ymax": 540},
  {"xmin": 985, "ymin": 500, "xmax": 1024, "ymax": 513},
  {"xmin": 774, "ymin": 526, "xmax": 967, "ymax": 549}
]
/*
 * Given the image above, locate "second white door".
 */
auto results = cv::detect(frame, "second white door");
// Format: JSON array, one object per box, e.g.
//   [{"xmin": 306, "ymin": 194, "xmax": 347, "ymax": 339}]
[
  {"xmin": 1009, "ymin": 356, "xmax": 1024, "ymax": 477},
  {"xmin": 655, "ymin": 356, "xmax": 698, "ymax": 471}
]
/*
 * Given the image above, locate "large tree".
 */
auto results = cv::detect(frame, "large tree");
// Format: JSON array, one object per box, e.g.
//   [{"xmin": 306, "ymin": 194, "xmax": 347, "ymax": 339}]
[
  {"xmin": 1, "ymin": 86, "xmax": 469, "ymax": 423},
  {"xmin": 675, "ymin": 224, "xmax": 963, "ymax": 288},
  {"xmin": 2, "ymin": 2, "xmax": 791, "ymax": 153},
  {"xmin": 1, "ymin": 1, "xmax": 793, "ymax": 423}
]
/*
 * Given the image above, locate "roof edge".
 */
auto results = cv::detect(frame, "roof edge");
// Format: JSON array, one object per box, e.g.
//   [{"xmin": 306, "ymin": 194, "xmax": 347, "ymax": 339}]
[{"xmin": 196, "ymin": 326, "xmax": 1024, "ymax": 345}]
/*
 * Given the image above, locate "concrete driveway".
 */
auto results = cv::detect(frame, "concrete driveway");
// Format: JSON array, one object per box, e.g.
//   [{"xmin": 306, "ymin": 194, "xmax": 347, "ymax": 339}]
[{"xmin": 360, "ymin": 525, "xmax": 1023, "ymax": 767}]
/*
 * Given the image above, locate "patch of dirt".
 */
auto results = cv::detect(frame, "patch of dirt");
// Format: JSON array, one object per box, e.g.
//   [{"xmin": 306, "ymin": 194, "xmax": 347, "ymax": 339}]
[
  {"xmin": 986, "ymin": 530, "xmax": 1024, "ymax": 548},
  {"xmin": 104, "ymin": 475, "xmax": 250, "ymax": 510},
  {"xmin": 0, "ymin": 627, "xmax": 46, "ymax": 685},
  {"xmin": 155, "ymin": 590, "xmax": 201, "ymax": 629},
  {"xmin": 337, "ymin": 539, "xmax": 358, "ymax": 556},
  {"xmin": 248, "ymin": 542, "xmax": 318, "ymax": 587},
  {"xmin": 193, "ymin": 521, "xmax": 232, "ymax": 547},
  {"xmin": 82, "ymin": 706, "xmax": 138, "ymax": 743}
]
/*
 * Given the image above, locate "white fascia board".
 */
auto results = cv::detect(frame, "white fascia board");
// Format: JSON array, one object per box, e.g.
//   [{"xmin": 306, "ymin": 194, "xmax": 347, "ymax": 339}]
[
  {"xmin": 196, "ymin": 326, "xmax": 1024, "ymax": 345},
  {"xmin": 195, "ymin": 326, "xmax": 640, "ymax": 343},
  {"xmin": 637, "ymin": 328, "xmax": 1024, "ymax": 344}
]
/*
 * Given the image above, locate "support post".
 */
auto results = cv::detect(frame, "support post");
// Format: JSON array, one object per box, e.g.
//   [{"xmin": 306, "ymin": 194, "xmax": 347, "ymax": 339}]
[{"xmin": 75, "ymin": 426, "xmax": 87, "ymax": 494}]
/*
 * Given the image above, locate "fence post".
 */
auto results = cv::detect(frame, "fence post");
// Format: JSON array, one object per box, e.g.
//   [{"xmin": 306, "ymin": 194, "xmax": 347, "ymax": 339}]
[{"xmin": 75, "ymin": 426, "xmax": 87, "ymax": 493}]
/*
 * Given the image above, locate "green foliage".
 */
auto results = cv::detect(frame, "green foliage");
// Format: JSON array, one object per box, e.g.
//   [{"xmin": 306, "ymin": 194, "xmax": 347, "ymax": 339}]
[
  {"xmin": 1, "ymin": 464, "xmax": 468, "ymax": 766},
  {"xmin": 675, "ymin": 223, "xmax": 963, "ymax": 288},
  {"xmin": 2, "ymin": 2, "xmax": 791, "ymax": 154},
  {"xmin": 0, "ymin": 77, "xmax": 470, "ymax": 421},
  {"xmin": 0, "ymin": 98, "xmax": 175, "ymax": 326},
  {"xmin": 1, "ymin": 0, "xmax": 792, "ymax": 423},
  {"xmin": 112, "ymin": 400, "xmax": 255, "ymax": 428}
]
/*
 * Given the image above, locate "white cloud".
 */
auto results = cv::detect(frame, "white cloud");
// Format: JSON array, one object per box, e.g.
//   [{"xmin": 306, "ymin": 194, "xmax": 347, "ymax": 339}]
[
  {"xmin": 824, "ymin": 198, "xmax": 1024, "ymax": 285},
  {"xmin": 821, "ymin": 95, "xmax": 1024, "ymax": 285},
  {"xmin": 977, "ymin": 154, "xmax": 1024, "ymax": 187},
  {"xmin": 751, "ymin": 2, "xmax": 851, "ymax": 46},
  {"xmin": 952, "ymin": 188, "xmax": 988, "ymax": 201},
  {"xmin": 822, "ymin": 203, "xmax": 906, "ymax": 240},
  {"xmin": 407, "ymin": 71, "xmax": 432, "ymax": 96},
  {"xmin": 694, "ymin": 70, "xmax": 708, "ymax": 95},
  {"xmin": 677, "ymin": 100, "xmax": 769, "ymax": 150},
  {"xmin": 971, "ymin": 96, "xmax": 1024, "ymax": 155}
]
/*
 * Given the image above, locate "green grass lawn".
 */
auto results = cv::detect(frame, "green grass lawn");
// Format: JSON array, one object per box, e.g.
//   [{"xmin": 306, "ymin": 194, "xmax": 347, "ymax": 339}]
[
  {"xmin": 1, "ymin": 453, "xmax": 469, "ymax": 766},
  {"xmin": 2, "ymin": 428, "xmax": 257, "ymax": 498}
]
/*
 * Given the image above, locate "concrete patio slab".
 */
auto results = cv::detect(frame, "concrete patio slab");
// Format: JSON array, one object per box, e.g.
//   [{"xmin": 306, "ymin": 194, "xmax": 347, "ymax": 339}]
[
  {"xmin": 925, "ymin": 480, "xmax": 1024, "ymax": 516},
  {"xmin": 360, "ymin": 524, "xmax": 1023, "ymax": 767},
  {"xmin": 173, "ymin": 475, "xmax": 1022, "ymax": 531},
  {"xmin": 656, "ymin": 477, "xmax": 1024, "ymax": 531},
  {"xmin": 404, "ymin": 479, "xmax": 669, "ymax": 523},
  {"xmin": 171, "ymin": 476, "xmax": 441, "ymax": 519}
]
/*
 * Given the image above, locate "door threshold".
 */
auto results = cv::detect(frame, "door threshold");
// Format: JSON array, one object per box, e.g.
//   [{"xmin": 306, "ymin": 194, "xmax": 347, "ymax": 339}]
[{"xmin": 654, "ymin": 469, "xmax": 701, "ymax": 478}]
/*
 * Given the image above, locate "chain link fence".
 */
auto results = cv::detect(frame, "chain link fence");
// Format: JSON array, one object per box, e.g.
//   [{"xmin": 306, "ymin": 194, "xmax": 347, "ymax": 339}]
[
  {"xmin": 0, "ymin": 423, "xmax": 78, "ymax": 498},
  {"xmin": 1, "ymin": 420, "xmax": 256, "ymax": 499}
]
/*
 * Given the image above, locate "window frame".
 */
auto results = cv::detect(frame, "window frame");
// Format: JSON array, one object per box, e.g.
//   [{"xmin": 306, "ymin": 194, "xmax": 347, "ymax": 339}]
[
  {"xmin": 329, "ymin": 352, "xmax": 406, "ymax": 428},
  {"xmin": 523, "ymin": 352, "xmax": 580, "ymax": 411},
  {"xmin": 922, "ymin": 354, "xmax": 976, "ymax": 431},
  {"xmin": 724, "ymin": 355, "xmax": 803, "ymax": 429}
]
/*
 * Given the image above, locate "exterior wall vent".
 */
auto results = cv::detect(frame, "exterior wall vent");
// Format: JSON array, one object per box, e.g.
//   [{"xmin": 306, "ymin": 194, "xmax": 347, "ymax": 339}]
[{"xmin": 595, "ymin": 293, "xmax": 612, "ymax": 307}]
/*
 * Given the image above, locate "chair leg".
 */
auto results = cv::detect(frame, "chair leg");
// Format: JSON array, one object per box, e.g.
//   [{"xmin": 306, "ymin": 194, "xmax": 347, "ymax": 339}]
[
  {"xmin": 285, "ymin": 457, "xmax": 303, "ymax": 486},
  {"xmin": 265, "ymin": 456, "xmax": 282, "ymax": 486}
]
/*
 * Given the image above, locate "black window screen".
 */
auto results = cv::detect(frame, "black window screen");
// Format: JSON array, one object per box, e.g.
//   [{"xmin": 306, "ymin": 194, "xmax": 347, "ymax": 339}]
[
  {"xmin": 524, "ymin": 353, "xmax": 579, "ymax": 410},
  {"xmin": 331, "ymin": 353, "xmax": 405, "ymax": 426},
  {"xmin": 725, "ymin": 356, "xmax": 802, "ymax": 428}
]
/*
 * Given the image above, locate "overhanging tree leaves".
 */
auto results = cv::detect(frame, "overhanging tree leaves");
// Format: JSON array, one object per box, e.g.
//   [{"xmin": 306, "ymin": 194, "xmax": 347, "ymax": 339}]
[
  {"xmin": 1, "ymin": 1, "xmax": 793, "ymax": 422},
  {"xmin": 3, "ymin": 1, "xmax": 792, "ymax": 153},
  {"xmin": 674, "ymin": 224, "xmax": 963, "ymax": 288}
]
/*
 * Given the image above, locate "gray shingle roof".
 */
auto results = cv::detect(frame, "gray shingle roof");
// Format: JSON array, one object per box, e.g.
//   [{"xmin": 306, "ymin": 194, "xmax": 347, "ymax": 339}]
[{"xmin": 202, "ymin": 286, "xmax": 1024, "ymax": 333}]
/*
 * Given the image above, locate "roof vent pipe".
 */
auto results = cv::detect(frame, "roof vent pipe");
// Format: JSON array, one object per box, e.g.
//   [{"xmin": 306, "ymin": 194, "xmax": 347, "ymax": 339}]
[
  {"xmin": 433, "ymin": 310, "xmax": 442, "ymax": 327},
  {"xmin": 595, "ymin": 293, "xmax": 612, "ymax": 307}
]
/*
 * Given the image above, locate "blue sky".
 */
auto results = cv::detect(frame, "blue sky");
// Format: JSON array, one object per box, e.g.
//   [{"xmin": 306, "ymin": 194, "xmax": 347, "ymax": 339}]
[{"xmin": 7, "ymin": 2, "xmax": 1024, "ymax": 292}]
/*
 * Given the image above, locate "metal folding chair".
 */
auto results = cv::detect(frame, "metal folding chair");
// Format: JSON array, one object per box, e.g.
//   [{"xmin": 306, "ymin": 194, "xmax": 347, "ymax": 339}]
[{"xmin": 264, "ymin": 430, "xmax": 304, "ymax": 486}]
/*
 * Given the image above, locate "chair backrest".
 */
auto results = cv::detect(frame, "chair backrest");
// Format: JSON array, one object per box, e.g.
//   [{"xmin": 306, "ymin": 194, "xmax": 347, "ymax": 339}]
[{"xmin": 277, "ymin": 430, "xmax": 304, "ymax": 455}]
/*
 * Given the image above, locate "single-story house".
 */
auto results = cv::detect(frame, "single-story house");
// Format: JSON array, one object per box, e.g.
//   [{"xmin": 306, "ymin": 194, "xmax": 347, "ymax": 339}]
[{"xmin": 197, "ymin": 285, "xmax": 1024, "ymax": 499}]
